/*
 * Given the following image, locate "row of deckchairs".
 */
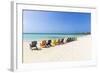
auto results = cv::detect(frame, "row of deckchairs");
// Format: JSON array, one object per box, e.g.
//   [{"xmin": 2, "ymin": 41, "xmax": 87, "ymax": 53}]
[{"xmin": 30, "ymin": 37, "xmax": 77, "ymax": 50}]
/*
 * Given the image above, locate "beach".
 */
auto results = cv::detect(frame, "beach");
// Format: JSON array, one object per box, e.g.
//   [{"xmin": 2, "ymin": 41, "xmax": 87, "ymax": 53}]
[{"xmin": 23, "ymin": 35, "xmax": 92, "ymax": 63}]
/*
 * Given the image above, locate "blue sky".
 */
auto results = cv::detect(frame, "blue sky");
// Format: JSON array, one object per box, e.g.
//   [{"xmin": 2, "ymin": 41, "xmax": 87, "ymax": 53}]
[{"xmin": 23, "ymin": 10, "xmax": 91, "ymax": 33}]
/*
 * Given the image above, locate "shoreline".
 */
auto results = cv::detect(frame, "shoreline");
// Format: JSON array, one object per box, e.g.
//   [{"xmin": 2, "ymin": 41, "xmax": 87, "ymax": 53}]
[{"xmin": 23, "ymin": 35, "xmax": 92, "ymax": 63}]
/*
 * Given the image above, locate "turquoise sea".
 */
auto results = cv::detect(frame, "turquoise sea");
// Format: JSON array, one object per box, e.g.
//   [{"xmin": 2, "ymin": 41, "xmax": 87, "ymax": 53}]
[{"xmin": 23, "ymin": 33, "xmax": 87, "ymax": 41}]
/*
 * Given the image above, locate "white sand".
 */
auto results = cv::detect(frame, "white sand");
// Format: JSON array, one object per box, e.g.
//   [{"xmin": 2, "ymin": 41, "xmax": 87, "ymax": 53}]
[{"xmin": 23, "ymin": 35, "xmax": 92, "ymax": 63}]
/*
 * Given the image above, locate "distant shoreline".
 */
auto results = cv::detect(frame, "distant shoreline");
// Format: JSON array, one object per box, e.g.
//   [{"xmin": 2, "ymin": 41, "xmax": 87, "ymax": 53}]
[{"xmin": 23, "ymin": 32, "xmax": 91, "ymax": 35}]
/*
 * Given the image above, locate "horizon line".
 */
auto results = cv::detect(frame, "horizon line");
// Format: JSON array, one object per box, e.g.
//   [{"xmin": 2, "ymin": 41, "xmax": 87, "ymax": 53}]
[{"xmin": 23, "ymin": 32, "xmax": 91, "ymax": 34}]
